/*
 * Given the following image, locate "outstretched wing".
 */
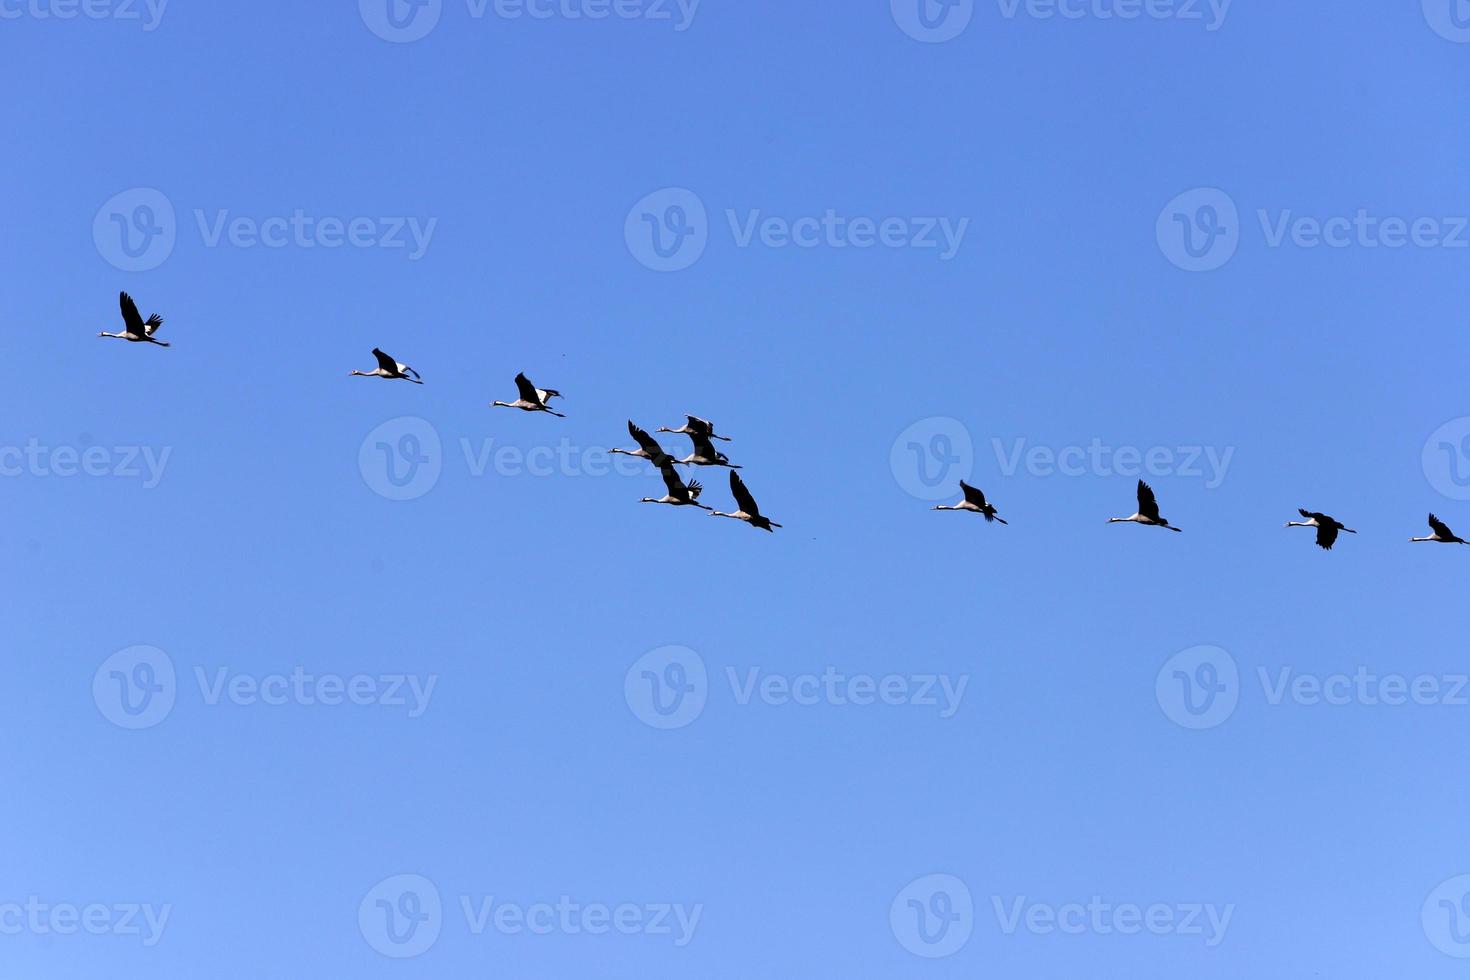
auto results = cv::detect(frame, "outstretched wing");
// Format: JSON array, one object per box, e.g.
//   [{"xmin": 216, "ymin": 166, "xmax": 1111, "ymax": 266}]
[
  {"xmin": 959, "ymin": 481, "xmax": 987, "ymax": 508},
  {"xmin": 1316, "ymin": 523, "xmax": 1340, "ymax": 550},
  {"xmin": 372, "ymin": 348, "xmax": 397, "ymax": 373},
  {"xmin": 514, "ymin": 373, "xmax": 540, "ymax": 403},
  {"xmin": 143, "ymin": 313, "xmax": 163, "ymax": 335},
  {"xmin": 629, "ymin": 421, "xmax": 663, "ymax": 455},
  {"xmin": 686, "ymin": 479, "xmax": 704, "ymax": 501},
  {"xmin": 730, "ymin": 470, "xmax": 760, "ymax": 516},
  {"xmin": 1137, "ymin": 480, "xmax": 1162, "ymax": 521},
  {"xmin": 119, "ymin": 291, "xmax": 146, "ymax": 336},
  {"xmin": 1429, "ymin": 513, "xmax": 1456, "ymax": 539},
  {"xmin": 1299, "ymin": 508, "xmax": 1324, "ymax": 522},
  {"xmin": 658, "ymin": 461, "xmax": 686, "ymax": 495},
  {"xmin": 686, "ymin": 415, "xmax": 714, "ymax": 436}
]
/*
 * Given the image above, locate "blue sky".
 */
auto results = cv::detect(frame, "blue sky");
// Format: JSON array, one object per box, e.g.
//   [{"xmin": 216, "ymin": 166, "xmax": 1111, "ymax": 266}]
[{"xmin": 5, "ymin": 1, "xmax": 1470, "ymax": 976}]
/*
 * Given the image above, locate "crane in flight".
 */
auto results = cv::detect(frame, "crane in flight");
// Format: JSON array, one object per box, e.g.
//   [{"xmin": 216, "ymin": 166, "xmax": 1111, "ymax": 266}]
[
  {"xmin": 1285, "ymin": 509, "xmax": 1356, "ymax": 550},
  {"xmin": 1108, "ymin": 480, "xmax": 1181, "ymax": 532},
  {"xmin": 350, "ymin": 348, "xmax": 422, "ymax": 383},
  {"xmin": 491, "ymin": 373, "xmax": 564, "ymax": 417},
  {"xmin": 99, "ymin": 292, "xmax": 169, "ymax": 347},
  {"xmin": 933, "ymin": 481, "xmax": 1007, "ymax": 524},
  {"xmin": 711, "ymin": 471, "xmax": 782, "ymax": 532}
]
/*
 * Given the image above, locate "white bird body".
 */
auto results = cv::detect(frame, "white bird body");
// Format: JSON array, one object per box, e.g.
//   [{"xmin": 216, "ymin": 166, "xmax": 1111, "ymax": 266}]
[
  {"xmin": 100, "ymin": 292, "xmax": 169, "ymax": 347},
  {"xmin": 350, "ymin": 348, "xmax": 422, "ymax": 383},
  {"xmin": 492, "ymin": 373, "xmax": 565, "ymax": 417}
]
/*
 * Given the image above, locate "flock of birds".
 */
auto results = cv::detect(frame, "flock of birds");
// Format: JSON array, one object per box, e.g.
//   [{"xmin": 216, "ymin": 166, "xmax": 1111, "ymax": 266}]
[
  {"xmin": 101, "ymin": 293, "xmax": 783, "ymax": 531},
  {"xmin": 101, "ymin": 292, "xmax": 1468, "ymax": 548}
]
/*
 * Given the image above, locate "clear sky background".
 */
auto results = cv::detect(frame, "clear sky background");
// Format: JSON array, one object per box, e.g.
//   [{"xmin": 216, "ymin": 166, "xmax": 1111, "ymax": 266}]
[{"xmin": 5, "ymin": 1, "xmax": 1470, "ymax": 976}]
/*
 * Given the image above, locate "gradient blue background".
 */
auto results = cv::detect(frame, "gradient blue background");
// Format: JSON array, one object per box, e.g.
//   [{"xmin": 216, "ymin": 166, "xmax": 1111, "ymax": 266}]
[{"xmin": 4, "ymin": 1, "xmax": 1470, "ymax": 976}]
